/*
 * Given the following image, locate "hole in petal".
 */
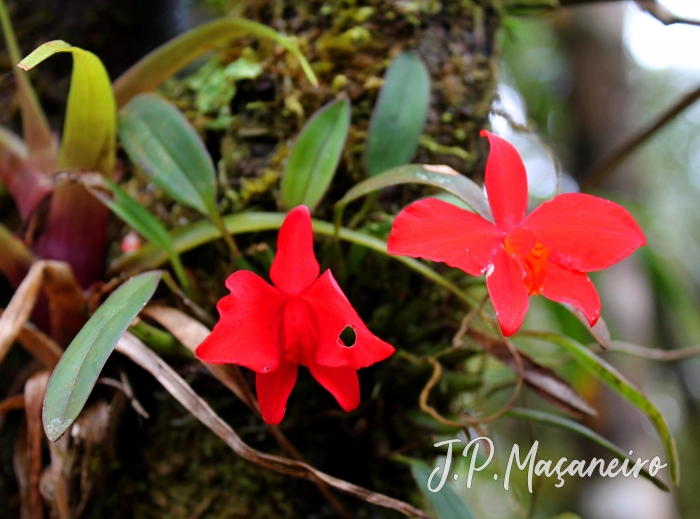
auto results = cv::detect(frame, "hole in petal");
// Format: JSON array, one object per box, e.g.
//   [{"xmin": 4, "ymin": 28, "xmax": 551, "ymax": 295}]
[{"xmin": 338, "ymin": 326, "xmax": 356, "ymax": 348}]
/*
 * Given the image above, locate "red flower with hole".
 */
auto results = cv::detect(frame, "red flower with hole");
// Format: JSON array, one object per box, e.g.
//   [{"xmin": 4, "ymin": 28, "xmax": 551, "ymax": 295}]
[
  {"xmin": 387, "ymin": 130, "xmax": 646, "ymax": 336},
  {"xmin": 196, "ymin": 206, "xmax": 394, "ymax": 424}
]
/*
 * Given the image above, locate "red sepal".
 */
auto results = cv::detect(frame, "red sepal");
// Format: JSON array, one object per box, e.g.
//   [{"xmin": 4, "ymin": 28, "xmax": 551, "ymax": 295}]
[
  {"xmin": 542, "ymin": 263, "xmax": 601, "ymax": 326},
  {"xmin": 521, "ymin": 193, "xmax": 646, "ymax": 272},
  {"xmin": 481, "ymin": 130, "xmax": 528, "ymax": 231},
  {"xmin": 195, "ymin": 271, "xmax": 286, "ymax": 372},
  {"xmin": 486, "ymin": 248, "xmax": 529, "ymax": 336},
  {"xmin": 309, "ymin": 363, "xmax": 360, "ymax": 412},
  {"xmin": 256, "ymin": 358, "xmax": 298, "ymax": 425},
  {"xmin": 388, "ymin": 198, "xmax": 503, "ymax": 276},
  {"xmin": 302, "ymin": 270, "xmax": 395, "ymax": 369},
  {"xmin": 270, "ymin": 205, "xmax": 320, "ymax": 293}
]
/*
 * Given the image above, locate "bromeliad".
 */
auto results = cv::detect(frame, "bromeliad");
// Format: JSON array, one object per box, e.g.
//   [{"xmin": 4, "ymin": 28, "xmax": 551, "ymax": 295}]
[
  {"xmin": 196, "ymin": 206, "xmax": 394, "ymax": 424},
  {"xmin": 387, "ymin": 130, "xmax": 646, "ymax": 336}
]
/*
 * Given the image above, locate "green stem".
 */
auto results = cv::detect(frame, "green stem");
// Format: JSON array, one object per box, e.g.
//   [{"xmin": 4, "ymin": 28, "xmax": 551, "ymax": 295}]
[
  {"xmin": 347, "ymin": 193, "xmax": 376, "ymax": 229},
  {"xmin": 110, "ymin": 212, "xmax": 478, "ymax": 308},
  {"xmin": 129, "ymin": 320, "xmax": 193, "ymax": 359}
]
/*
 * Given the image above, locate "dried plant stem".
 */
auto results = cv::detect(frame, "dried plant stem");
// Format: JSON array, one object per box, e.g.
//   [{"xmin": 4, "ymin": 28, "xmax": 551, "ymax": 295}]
[
  {"xmin": 115, "ymin": 333, "xmax": 430, "ymax": 519},
  {"xmin": 584, "ymin": 83, "xmax": 700, "ymax": 189},
  {"xmin": 601, "ymin": 341, "xmax": 700, "ymax": 361}
]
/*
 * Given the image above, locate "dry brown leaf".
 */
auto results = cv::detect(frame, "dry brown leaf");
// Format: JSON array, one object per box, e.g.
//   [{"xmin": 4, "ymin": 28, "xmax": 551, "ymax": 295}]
[
  {"xmin": 17, "ymin": 322, "xmax": 63, "ymax": 370},
  {"xmin": 0, "ymin": 394, "xmax": 26, "ymax": 415},
  {"xmin": 0, "ymin": 260, "xmax": 84, "ymax": 367},
  {"xmin": 115, "ymin": 333, "xmax": 430, "ymax": 519},
  {"xmin": 141, "ymin": 305, "xmax": 351, "ymax": 519},
  {"xmin": 24, "ymin": 370, "xmax": 50, "ymax": 519},
  {"xmin": 41, "ymin": 434, "xmax": 71, "ymax": 519},
  {"xmin": 469, "ymin": 329, "xmax": 597, "ymax": 418},
  {"xmin": 14, "ymin": 419, "xmax": 30, "ymax": 519},
  {"xmin": 142, "ymin": 305, "xmax": 253, "ymax": 406},
  {"xmin": 0, "ymin": 308, "xmax": 63, "ymax": 369},
  {"xmin": 0, "ymin": 262, "xmax": 46, "ymax": 366}
]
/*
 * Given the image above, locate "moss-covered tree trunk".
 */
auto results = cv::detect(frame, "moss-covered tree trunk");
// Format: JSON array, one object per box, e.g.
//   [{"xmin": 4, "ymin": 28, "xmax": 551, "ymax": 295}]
[{"xmin": 0, "ymin": 1, "xmax": 503, "ymax": 517}]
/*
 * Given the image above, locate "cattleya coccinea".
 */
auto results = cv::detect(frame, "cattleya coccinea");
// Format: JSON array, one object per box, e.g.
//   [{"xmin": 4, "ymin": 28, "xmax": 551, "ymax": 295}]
[
  {"xmin": 387, "ymin": 130, "xmax": 646, "ymax": 336},
  {"xmin": 196, "ymin": 206, "xmax": 394, "ymax": 424}
]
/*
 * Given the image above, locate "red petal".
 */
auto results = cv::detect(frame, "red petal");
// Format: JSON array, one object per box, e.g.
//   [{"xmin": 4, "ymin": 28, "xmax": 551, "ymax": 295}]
[
  {"xmin": 308, "ymin": 363, "xmax": 360, "ymax": 412},
  {"xmin": 520, "ymin": 193, "xmax": 646, "ymax": 272},
  {"xmin": 387, "ymin": 198, "xmax": 503, "ymax": 276},
  {"xmin": 282, "ymin": 297, "xmax": 317, "ymax": 366},
  {"xmin": 481, "ymin": 130, "xmax": 528, "ymax": 231},
  {"xmin": 301, "ymin": 270, "xmax": 395, "ymax": 369},
  {"xmin": 270, "ymin": 205, "xmax": 320, "ymax": 293},
  {"xmin": 542, "ymin": 262, "xmax": 601, "ymax": 326},
  {"xmin": 256, "ymin": 358, "xmax": 298, "ymax": 424},
  {"xmin": 486, "ymin": 247, "xmax": 529, "ymax": 336},
  {"xmin": 195, "ymin": 271, "xmax": 287, "ymax": 372}
]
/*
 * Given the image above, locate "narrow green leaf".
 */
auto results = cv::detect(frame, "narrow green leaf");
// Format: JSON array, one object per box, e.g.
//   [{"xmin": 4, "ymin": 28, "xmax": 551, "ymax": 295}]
[
  {"xmin": 43, "ymin": 271, "xmax": 161, "ymax": 442},
  {"xmin": 335, "ymin": 164, "xmax": 492, "ymax": 228},
  {"xmin": 281, "ymin": 99, "xmax": 350, "ymax": 212},
  {"xmin": 118, "ymin": 93, "xmax": 217, "ymax": 217},
  {"xmin": 19, "ymin": 40, "xmax": 116, "ymax": 176},
  {"xmin": 406, "ymin": 458, "xmax": 476, "ymax": 519},
  {"xmin": 525, "ymin": 331, "xmax": 680, "ymax": 486},
  {"xmin": 108, "ymin": 212, "xmax": 478, "ymax": 308},
  {"xmin": 365, "ymin": 52, "xmax": 430, "ymax": 176},
  {"xmin": 505, "ymin": 408, "xmax": 669, "ymax": 491},
  {"xmin": 113, "ymin": 18, "xmax": 317, "ymax": 108},
  {"xmin": 0, "ymin": 0, "xmax": 56, "ymax": 171},
  {"xmin": 86, "ymin": 177, "xmax": 190, "ymax": 294}
]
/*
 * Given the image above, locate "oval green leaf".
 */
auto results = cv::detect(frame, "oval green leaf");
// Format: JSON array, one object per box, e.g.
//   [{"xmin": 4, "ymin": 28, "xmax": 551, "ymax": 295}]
[
  {"xmin": 335, "ymin": 164, "xmax": 492, "ymax": 228},
  {"xmin": 505, "ymin": 408, "xmax": 669, "ymax": 491},
  {"xmin": 364, "ymin": 52, "xmax": 430, "ymax": 177},
  {"xmin": 42, "ymin": 271, "xmax": 161, "ymax": 442},
  {"xmin": 118, "ymin": 93, "xmax": 217, "ymax": 217},
  {"xmin": 113, "ymin": 18, "xmax": 317, "ymax": 108},
  {"xmin": 19, "ymin": 40, "xmax": 116, "ymax": 176},
  {"xmin": 525, "ymin": 331, "xmax": 680, "ymax": 486},
  {"xmin": 281, "ymin": 99, "xmax": 350, "ymax": 212},
  {"xmin": 406, "ymin": 458, "xmax": 476, "ymax": 519}
]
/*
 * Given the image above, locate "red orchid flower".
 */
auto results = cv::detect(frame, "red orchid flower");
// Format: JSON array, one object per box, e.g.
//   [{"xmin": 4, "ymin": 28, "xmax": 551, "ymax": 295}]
[
  {"xmin": 196, "ymin": 205, "xmax": 394, "ymax": 424},
  {"xmin": 387, "ymin": 130, "xmax": 646, "ymax": 336}
]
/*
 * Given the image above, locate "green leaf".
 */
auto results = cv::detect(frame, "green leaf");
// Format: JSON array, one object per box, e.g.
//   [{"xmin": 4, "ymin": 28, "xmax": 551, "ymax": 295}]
[
  {"xmin": 364, "ymin": 52, "xmax": 430, "ymax": 176},
  {"xmin": 505, "ymin": 408, "xmax": 669, "ymax": 491},
  {"xmin": 42, "ymin": 271, "xmax": 161, "ymax": 442},
  {"xmin": 108, "ymin": 212, "xmax": 478, "ymax": 309},
  {"xmin": 406, "ymin": 458, "xmax": 476, "ymax": 519},
  {"xmin": 525, "ymin": 331, "xmax": 680, "ymax": 486},
  {"xmin": 86, "ymin": 177, "xmax": 190, "ymax": 294},
  {"xmin": 118, "ymin": 93, "xmax": 217, "ymax": 218},
  {"xmin": 334, "ymin": 164, "xmax": 492, "ymax": 228},
  {"xmin": 281, "ymin": 99, "xmax": 350, "ymax": 212},
  {"xmin": 113, "ymin": 18, "xmax": 318, "ymax": 108},
  {"xmin": 0, "ymin": 0, "xmax": 56, "ymax": 171},
  {"xmin": 19, "ymin": 40, "xmax": 116, "ymax": 176}
]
